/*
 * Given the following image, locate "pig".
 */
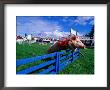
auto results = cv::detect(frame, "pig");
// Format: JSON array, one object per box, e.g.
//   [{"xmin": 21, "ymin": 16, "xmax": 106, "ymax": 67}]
[{"xmin": 47, "ymin": 35, "xmax": 85, "ymax": 53}]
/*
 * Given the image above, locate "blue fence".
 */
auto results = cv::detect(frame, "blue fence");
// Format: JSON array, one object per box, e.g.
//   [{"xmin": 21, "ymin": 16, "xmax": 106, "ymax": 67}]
[{"xmin": 16, "ymin": 49, "xmax": 80, "ymax": 74}]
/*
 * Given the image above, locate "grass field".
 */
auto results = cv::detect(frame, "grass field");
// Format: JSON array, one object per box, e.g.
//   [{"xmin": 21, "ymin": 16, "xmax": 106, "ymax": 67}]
[
  {"xmin": 16, "ymin": 43, "xmax": 51, "ymax": 59},
  {"xmin": 59, "ymin": 49, "xmax": 94, "ymax": 74},
  {"xmin": 16, "ymin": 43, "xmax": 94, "ymax": 74}
]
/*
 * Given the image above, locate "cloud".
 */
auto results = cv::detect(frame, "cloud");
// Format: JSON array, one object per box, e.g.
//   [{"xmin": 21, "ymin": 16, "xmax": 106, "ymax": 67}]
[
  {"xmin": 74, "ymin": 16, "xmax": 94, "ymax": 26},
  {"xmin": 62, "ymin": 16, "xmax": 69, "ymax": 22},
  {"xmin": 16, "ymin": 16, "xmax": 87, "ymax": 38},
  {"xmin": 44, "ymin": 29, "xmax": 83, "ymax": 39},
  {"xmin": 44, "ymin": 30, "xmax": 70, "ymax": 38},
  {"xmin": 89, "ymin": 20, "xmax": 94, "ymax": 25},
  {"xmin": 17, "ymin": 18, "xmax": 62, "ymax": 36}
]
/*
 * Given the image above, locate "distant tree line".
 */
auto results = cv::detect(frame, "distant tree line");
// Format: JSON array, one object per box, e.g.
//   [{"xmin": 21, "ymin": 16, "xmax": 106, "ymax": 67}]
[{"xmin": 85, "ymin": 25, "xmax": 94, "ymax": 39}]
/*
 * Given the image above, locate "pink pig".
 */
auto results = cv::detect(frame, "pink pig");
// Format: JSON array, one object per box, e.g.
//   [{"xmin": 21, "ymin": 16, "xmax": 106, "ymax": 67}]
[{"xmin": 48, "ymin": 35, "xmax": 85, "ymax": 53}]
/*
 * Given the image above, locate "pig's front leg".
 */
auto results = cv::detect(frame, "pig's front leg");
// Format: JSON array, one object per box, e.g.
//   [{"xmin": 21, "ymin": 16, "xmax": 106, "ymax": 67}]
[
  {"xmin": 68, "ymin": 41, "xmax": 75, "ymax": 52},
  {"xmin": 47, "ymin": 43, "xmax": 60, "ymax": 53}
]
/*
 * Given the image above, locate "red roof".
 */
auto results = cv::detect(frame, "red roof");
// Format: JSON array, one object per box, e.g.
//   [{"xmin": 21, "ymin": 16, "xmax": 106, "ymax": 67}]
[{"xmin": 16, "ymin": 36, "xmax": 23, "ymax": 40}]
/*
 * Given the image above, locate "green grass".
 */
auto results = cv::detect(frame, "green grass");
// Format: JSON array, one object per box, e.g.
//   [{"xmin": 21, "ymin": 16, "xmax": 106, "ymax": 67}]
[
  {"xmin": 16, "ymin": 43, "xmax": 51, "ymax": 59},
  {"xmin": 16, "ymin": 43, "xmax": 52, "ymax": 72},
  {"xmin": 59, "ymin": 49, "xmax": 94, "ymax": 74},
  {"xmin": 16, "ymin": 43, "xmax": 94, "ymax": 74}
]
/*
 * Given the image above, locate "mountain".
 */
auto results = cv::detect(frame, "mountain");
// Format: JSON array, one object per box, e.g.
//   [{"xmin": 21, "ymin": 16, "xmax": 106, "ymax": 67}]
[
  {"xmin": 36, "ymin": 29, "xmax": 83, "ymax": 39},
  {"xmin": 44, "ymin": 30, "xmax": 70, "ymax": 39}
]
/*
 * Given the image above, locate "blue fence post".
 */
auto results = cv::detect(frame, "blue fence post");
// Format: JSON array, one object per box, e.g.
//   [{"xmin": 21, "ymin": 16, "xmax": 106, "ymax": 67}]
[
  {"xmin": 71, "ymin": 50, "xmax": 73, "ymax": 62},
  {"xmin": 56, "ymin": 52, "xmax": 60, "ymax": 73},
  {"xmin": 72, "ymin": 51, "xmax": 74, "ymax": 62}
]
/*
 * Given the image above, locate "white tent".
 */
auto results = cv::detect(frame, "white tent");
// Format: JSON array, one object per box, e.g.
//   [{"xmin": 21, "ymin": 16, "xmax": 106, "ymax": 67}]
[
  {"xmin": 27, "ymin": 34, "xmax": 32, "ymax": 40},
  {"xmin": 70, "ymin": 28, "xmax": 83, "ymax": 36},
  {"xmin": 70, "ymin": 28, "xmax": 77, "ymax": 35}
]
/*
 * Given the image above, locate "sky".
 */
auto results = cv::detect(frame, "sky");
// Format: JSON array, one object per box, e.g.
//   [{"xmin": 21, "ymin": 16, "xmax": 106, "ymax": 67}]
[{"xmin": 16, "ymin": 16, "xmax": 94, "ymax": 38}]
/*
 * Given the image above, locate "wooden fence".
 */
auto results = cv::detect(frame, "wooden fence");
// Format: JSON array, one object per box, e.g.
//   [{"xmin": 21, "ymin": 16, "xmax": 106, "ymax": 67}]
[{"xmin": 16, "ymin": 49, "xmax": 80, "ymax": 74}]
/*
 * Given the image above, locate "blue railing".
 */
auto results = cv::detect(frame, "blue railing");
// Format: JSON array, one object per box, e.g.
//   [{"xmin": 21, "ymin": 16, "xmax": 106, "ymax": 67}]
[{"xmin": 16, "ymin": 48, "xmax": 80, "ymax": 74}]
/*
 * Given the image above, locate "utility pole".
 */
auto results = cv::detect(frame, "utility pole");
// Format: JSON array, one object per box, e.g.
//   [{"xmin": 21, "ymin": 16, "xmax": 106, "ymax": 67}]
[
  {"xmin": 76, "ymin": 31, "xmax": 77, "ymax": 36},
  {"xmin": 70, "ymin": 28, "xmax": 71, "ymax": 36}
]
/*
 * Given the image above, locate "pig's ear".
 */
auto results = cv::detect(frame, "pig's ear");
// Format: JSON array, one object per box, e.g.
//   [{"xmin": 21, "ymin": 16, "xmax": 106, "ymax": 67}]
[{"xmin": 71, "ymin": 35, "xmax": 76, "ymax": 40}]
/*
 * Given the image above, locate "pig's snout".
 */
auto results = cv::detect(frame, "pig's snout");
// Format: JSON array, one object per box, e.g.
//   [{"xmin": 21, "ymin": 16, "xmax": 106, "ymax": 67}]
[{"xmin": 80, "ymin": 44, "xmax": 86, "ymax": 49}]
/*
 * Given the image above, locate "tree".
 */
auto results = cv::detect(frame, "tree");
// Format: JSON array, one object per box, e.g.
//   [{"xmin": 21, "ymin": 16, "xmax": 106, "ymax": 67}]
[
  {"xmin": 88, "ymin": 25, "xmax": 94, "ymax": 38},
  {"xmin": 84, "ymin": 25, "xmax": 94, "ymax": 38}
]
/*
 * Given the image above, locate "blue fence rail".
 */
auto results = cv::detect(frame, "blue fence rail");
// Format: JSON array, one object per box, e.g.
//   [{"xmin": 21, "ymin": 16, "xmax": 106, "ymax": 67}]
[{"xmin": 16, "ymin": 48, "xmax": 80, "ymax": 74}]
